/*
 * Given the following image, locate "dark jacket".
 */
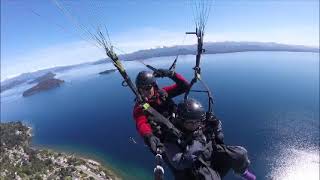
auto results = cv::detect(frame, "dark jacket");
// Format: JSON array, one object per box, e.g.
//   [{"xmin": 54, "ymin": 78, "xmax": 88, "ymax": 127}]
[
  {"xmin": 164, "ymin": 118, "xmax": 250, "ymax": 180},
  {"xmin": 164, "ymin": 117, "xmax": 224, "ymax": 171}
]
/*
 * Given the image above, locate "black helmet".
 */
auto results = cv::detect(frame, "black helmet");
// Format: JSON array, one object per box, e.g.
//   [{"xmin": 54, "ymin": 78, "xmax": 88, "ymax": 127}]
[
  {"xmin": 135, "ymin": 71, "xmax": 157, "ymax": 89},
  {"xmin": 177, "ymin": 98, "xmax": 206, "ymax": 122}
]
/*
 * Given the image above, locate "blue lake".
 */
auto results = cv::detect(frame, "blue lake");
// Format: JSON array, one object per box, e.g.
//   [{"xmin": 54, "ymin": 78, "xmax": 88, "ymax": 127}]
[{"xmin": 1, "ymin": 52, "xmax": 319, "ymax": 180}]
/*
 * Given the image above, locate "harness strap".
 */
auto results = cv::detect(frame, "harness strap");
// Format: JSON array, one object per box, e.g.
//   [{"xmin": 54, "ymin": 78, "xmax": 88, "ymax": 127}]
[{"xmin": 143, "ymin": 103, "xmax": 183, "ymax": 139}]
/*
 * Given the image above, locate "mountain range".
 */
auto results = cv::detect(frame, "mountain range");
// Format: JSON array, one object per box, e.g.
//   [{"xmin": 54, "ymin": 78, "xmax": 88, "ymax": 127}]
[{"xmin": 1, "ymin": 41, "xmax": 319, "ymax": 93}]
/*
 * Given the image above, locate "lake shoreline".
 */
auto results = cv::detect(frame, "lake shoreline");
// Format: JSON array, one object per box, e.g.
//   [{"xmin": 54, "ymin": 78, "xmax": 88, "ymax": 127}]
[
  {"xmin": 0, "ymin": 121, "xmax": 123, "ymax": 179},
  {"xmin": 31, "ymin": 142, "xmax": 153, "ymax": 180}
]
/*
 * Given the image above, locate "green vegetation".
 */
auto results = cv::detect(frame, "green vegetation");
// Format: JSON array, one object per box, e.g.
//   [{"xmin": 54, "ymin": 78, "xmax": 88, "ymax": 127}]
[{"xmin": 0, "ymin": 121, "xmax": 121, "ymax": 180}]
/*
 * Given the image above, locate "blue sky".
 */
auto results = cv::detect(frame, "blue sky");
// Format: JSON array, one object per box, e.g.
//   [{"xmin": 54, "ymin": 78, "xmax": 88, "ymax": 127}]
[{"xmin": 1, "ymin": 0, "xmax": 319, "ymax": 80}]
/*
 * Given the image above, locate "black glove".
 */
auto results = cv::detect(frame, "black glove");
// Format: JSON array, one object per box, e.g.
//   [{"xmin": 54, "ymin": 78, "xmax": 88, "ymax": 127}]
[
  {"xmin": 145, "ymin": 135, "xmax": 163, "ymax": 153},
  {"xmin": 215, "ymin": 132, "xmax": 224, "ymax": 144},
  {"xmin": 207, "ymin": 114, "xmax": 224, "ymax": 144},
  {"xmin": 185, "ymin": 140, "xmax": 205, "ymax": 162},
  {"xmin": 153, "ymin": 69, "xmax": 174, "ymax": 78},
  {"xmin": 212, "ymin": 119, "xmax": 224, "ymax": 144}
]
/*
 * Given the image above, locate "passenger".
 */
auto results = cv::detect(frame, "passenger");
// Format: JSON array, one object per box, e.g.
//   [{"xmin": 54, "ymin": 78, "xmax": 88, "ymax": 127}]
[{"xmin": 164, "ymin": 98, "xmax": 256, "ymax": 180}]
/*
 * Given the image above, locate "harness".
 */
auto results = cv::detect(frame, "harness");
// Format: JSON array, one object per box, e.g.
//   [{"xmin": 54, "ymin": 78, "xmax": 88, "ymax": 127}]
[{"xmin": 145, "ymin": 89, "xmax": 179, "ymax": 140}]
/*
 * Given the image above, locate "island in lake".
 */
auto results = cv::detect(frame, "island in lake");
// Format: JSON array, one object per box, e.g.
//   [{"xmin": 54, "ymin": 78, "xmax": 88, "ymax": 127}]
[
  {"xmin": 28, "ymin": 72, "xmax": 56, "ymax": 84},
  {"xmin": 0, "ymin": 121, "xmax": 121, "ymax": 180},
  {"xmin": 23, "ymin": 72, "xmax": 64, "ymax": 97},
  {"xmin": 98, "ymin": 69, "xmax": 117, "ymax": 75}
]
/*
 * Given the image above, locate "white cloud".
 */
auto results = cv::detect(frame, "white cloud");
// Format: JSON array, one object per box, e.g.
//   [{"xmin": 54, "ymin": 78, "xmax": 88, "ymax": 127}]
[{"xmin": 1, "ymin": 41, "xmax": 105, "ymax": 80}]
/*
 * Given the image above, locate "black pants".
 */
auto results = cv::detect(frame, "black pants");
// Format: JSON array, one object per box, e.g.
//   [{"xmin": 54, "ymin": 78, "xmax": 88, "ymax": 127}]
[
  {"xmin": 170, "ymin": 144, "xmax": 250, "ymax": 180},
  {"xmin": 211, "ymin": 144, "xmax": 250, "ymax": 177}
]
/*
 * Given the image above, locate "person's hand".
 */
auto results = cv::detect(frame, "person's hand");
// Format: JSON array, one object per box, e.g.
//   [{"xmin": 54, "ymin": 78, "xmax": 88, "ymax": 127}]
[
  {"xmin": 215, "ymin": 132, "xmax": 224, "ymax": 144},
  {"xmin": 207, "ymin": 114, "xmax": 224, "ymax": 144},
  {"xmin": 153, "ymin": 69, "xmax": 174, "ymax": 78},
  {"xmin": 186, "ymin": 140, "xmax": 205, "ymax": 160},
  {"xmin": 147, "ymin": 135, "xmax": 163, "ymax": 153}
]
